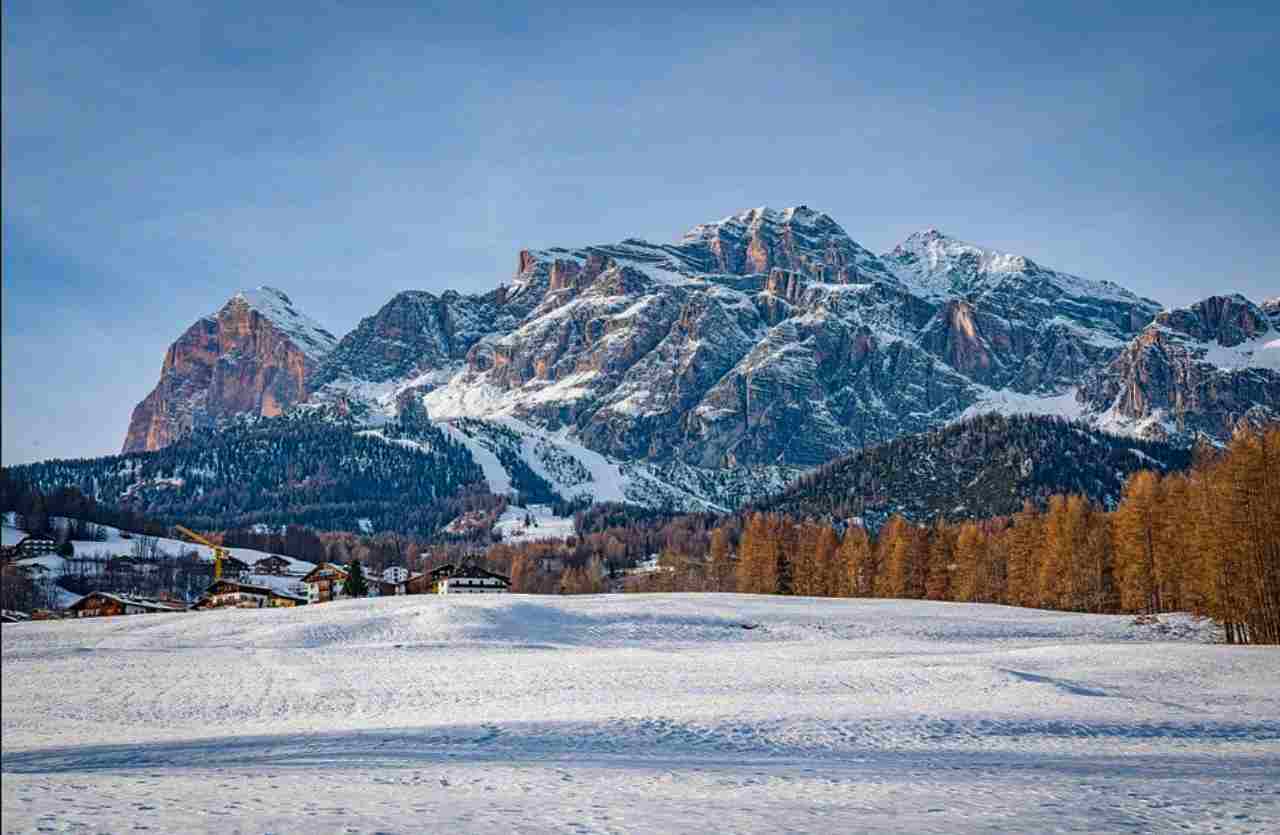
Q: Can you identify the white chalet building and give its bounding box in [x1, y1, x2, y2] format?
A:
[429, 562, 510, 594]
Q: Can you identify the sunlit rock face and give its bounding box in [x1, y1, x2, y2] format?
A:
[123, 289, 336, 453]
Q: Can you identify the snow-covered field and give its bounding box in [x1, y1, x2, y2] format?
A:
[3, 595, 1278, 833]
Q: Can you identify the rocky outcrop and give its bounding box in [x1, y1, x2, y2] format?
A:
[310, 290, 495, 390]
[680, 205, 896, 283]
[122, 288, 336, 452]
[1079, 294, 1280, 441]
[887, 228, 1161, 392]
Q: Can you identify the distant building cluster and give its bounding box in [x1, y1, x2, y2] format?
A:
[7, 558, 511, 621]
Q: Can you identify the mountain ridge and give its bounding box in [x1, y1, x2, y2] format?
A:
[102, 206, 1278, 529]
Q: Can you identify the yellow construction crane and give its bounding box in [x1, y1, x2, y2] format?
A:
[174, 525, 230, 581]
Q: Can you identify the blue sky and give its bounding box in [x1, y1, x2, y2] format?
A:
[3, 1, 1277, 465]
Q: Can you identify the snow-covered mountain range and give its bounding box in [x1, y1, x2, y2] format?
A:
[117, 207, 1278, 510]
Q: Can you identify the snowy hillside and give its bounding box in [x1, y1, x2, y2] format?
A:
[3, 595, 1276, 833]
[491, 503, 576, 544]
[436, 416, 771, 511]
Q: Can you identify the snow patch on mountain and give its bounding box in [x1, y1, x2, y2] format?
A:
[957, 388, 1084, 423]
[886, 230, 1147, 306]
[1191, 330, 1280, 372]
[232, 287, 338, 360]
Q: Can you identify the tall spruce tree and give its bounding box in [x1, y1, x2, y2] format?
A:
[344, 559, 370, 598]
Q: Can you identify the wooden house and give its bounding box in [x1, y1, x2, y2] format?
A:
[220, 554, 252, 576]
[377, 571, 423, 597]
[193, 579, 273, 610]
[67, 592, 185, 618]
[253, 555, 292, 576]
[301, 563, 349, 603]
[403, 571, 435, 596]
[267, 588, 307, 607]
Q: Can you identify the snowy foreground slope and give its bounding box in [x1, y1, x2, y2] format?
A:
[3, 596, 1278, 834]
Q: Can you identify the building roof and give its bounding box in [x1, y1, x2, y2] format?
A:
[68, 591, 185, 613]
[204, 579, 274, 596]
[300, 562, 349, 583]
[431, 562, 510, 583]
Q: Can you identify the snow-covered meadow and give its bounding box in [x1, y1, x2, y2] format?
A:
[3, 595, 1278, 833]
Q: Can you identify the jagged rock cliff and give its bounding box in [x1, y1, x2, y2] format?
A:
[122, 288, 337, 452]
[411, 207, 1159, 467]
[1079, 294, 1280, 440]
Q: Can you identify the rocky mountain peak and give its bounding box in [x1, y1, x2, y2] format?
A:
[122, 289, 336, 453]
[224, 286, 338, 360]
[682, 205, 845, 245]
[887, 230, 1038, 292]
[1156, 294, 1272, 348]
[309, 288, 502, 404]
[677, 205, 891, 284]
[884, 230, 1154, 318]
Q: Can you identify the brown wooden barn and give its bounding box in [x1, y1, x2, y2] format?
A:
[67, 592, 185, 618]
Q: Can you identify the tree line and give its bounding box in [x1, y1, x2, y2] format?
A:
[633, 426, 1280, 644]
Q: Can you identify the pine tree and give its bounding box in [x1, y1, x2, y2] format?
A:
[735, 513, 779, 595]
[839, 524, 874, 597]
[1153, 473, 1189, 613]
[924, 520, 955, 601]
[875, 515, 922, 598]
[791, 522, 827, 597]
[814, 525, 842, 598]
[1004, 501, 1041, 609]
[1113, 471, 1162, 613]
[343, 558, 369, 598]
[952, 523, 984, 603]
[509, 553, 534, 593]
[1038, 495, 1068, 609]
[708, 528, 735, 592]
[774, 515, 797, 595]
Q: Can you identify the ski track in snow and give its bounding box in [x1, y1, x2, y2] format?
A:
[3, 595, 1278, 834]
